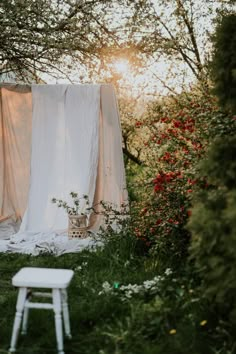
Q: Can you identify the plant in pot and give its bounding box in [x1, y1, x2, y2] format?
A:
[51, 192, 91, 239]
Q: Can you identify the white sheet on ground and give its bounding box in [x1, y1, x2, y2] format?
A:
[0, 232, 103, 255]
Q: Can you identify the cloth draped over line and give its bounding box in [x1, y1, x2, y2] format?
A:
[0, 84, 32, 222]
[0, 84, 128, 254]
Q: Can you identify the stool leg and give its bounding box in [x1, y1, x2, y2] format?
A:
[9, 287, 27, 353]
[53, 289, 64, 354]
[21, 303, 30, 335]
[61, 289, 72, 339]
[22, 290, 31, 335]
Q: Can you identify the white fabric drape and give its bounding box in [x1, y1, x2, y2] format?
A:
[0, 83, 128, 255]
[20, 84, 100, 233]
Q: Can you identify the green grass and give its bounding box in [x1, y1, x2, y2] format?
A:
[0, 234, 234, 354]
[0, 235, 154, 354]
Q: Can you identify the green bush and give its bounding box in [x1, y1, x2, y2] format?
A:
[188, 135, 236, 327]
[210, 14, 236, 114]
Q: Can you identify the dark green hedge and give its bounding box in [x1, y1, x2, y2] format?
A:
[211, 14, 236, 113]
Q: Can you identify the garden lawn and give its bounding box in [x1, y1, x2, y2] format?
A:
[0, 236, 226, 354]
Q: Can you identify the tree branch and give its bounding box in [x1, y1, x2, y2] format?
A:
[123, 146, 143, 165]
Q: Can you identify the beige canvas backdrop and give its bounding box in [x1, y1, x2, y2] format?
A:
[0, 84, 32, 223]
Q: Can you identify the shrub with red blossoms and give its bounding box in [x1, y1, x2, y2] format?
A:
[130, 89, 228, 268]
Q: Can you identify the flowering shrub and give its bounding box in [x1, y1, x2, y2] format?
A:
[130, 90, 226, 267]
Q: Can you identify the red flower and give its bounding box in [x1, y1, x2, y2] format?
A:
[182, 147, 189, 154]
[154, 184, 164, 192]
[192, 142, 202, 150]
[183, 161, 190, 167]
[140, 207, 148, 215]
[153, 174, 164, 184]
[162, 152, 171, 161]
[188, 178, 197, 185]
[161, 133, 168, 139]
[164, 172, 175, 182]
[134, 228, 142, 237]
[173, 120, 182, 128]
[161, 117, 169, 123]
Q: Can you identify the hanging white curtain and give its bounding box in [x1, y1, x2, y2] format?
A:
[20, 84, 100, 233]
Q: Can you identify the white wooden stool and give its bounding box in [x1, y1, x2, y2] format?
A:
[9, 267, 74, 354]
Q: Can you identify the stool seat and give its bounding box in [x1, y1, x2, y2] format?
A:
[12, 267, 74, 289]
[9, 267, 74, 354]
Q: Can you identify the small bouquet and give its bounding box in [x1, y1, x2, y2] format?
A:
[51, 192, 90, 216]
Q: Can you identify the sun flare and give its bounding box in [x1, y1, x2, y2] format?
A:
[112, 59, 130, 74]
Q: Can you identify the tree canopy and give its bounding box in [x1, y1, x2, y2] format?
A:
[1, 0, 234, 87]
[0, 0, 120, 80]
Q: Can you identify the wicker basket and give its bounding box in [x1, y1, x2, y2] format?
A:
[68, 215, 88, 239]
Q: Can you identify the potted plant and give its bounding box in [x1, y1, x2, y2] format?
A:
[51, 192, 91, 239]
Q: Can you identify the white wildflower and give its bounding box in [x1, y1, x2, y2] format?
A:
[164, 268, 173, 276]
[125, 290, 132, 298]
[120, 284, 142, 294]
[102, 281, 113, 293]
[143, 280, 156, 289]
[75, 266, 82, 271]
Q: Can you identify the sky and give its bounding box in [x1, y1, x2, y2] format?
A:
[37, 0, 234, 100]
